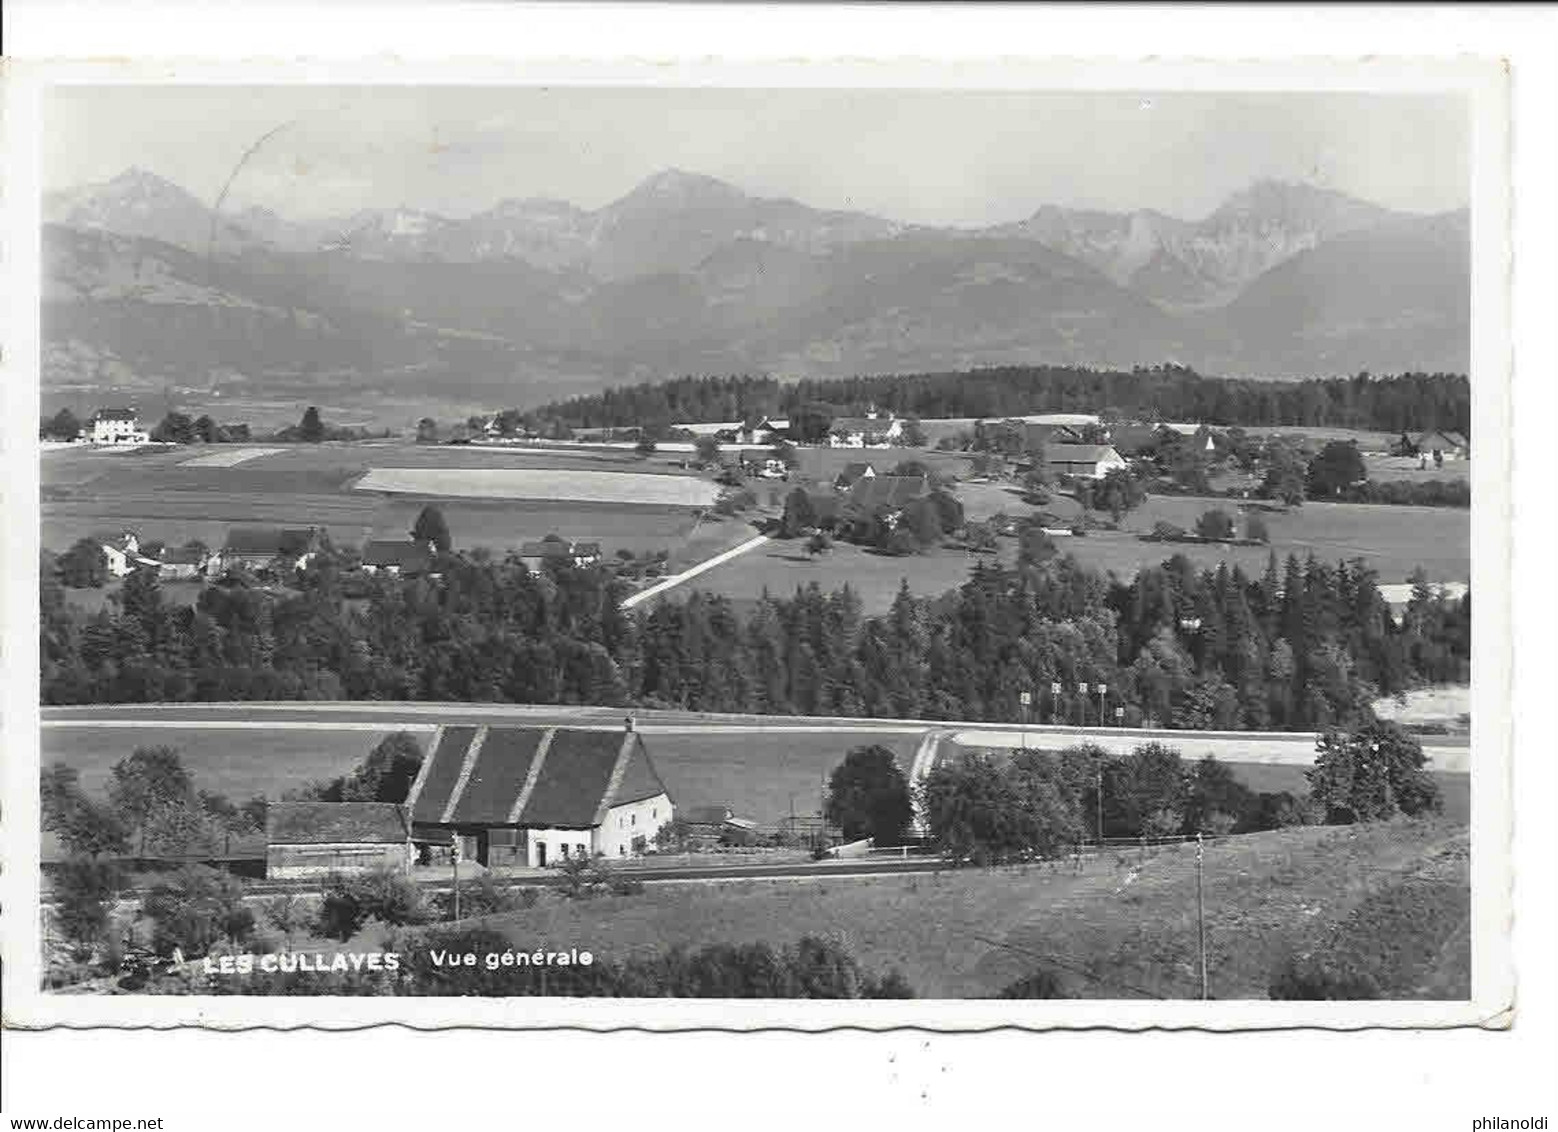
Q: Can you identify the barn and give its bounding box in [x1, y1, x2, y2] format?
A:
[265, 801, 413, 878]
[405, 720, 674, 868]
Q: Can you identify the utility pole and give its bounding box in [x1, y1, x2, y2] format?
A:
[1077, 682, 1089, 726]
[1096, 683, 1107, 728]
[1095, 763, 1104, 845]
[1050, 682, 1061, 725]
[1019, 690, 1032, 750]
[1196, 831, 1208, 1000]
[451, 833, 462, 922]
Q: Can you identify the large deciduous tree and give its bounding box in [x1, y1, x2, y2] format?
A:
[1307, 721, 1443, 824]
[826, 744, 914, 845]
[59, 538, 109, 589]
[108, 746, 193, 855]
[1260, 437, 1308, 506]
[142, 864, 255, 957]
[1306, 440, 1367, 498]
[1085, 467, 1146, 522]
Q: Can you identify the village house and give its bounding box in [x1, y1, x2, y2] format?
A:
[1044, 443, 1129, 480]
[972, 419, 1085, 452]
[679, 805, 761, 848]
[737, 416, 790, 446]
[833, 461, 877, 491]
[91, 531, 160, 578]
[209, 526, 326, 577]
[518, 534, 602, 573]
[404, 720, 674, 867]
[1407, 430, 1470, 461]
[155, 545, 208, 581]
[360, 539, 434, 577]
[265, 801, 414, 879]
[828, 413, 903, 448]
[89, 407, 149, 446]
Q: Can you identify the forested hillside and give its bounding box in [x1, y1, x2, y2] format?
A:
[521, 366, 1471, 438]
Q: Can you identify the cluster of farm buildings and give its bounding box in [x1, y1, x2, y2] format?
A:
[267, 720, 673, 878]
[85, 527, 604, 584]
[262, 720, 813, 880]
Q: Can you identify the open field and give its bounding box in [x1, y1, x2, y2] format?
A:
[353, 466, 720, 506]
[472, 818, 1469, 998]
[681, 486, 1466, 612]
[41, 440, 745, 565]
[1364, 453, 1472, 483]
[40, 725, 399, 801]
[41, 440, 1467, 586]
[38, 723, 914, 829]
[966, 489, 1467, 583]
[1238, 425, 1403, 451]
[689, 537, 1014, 615]
[178, 447, 283, 468]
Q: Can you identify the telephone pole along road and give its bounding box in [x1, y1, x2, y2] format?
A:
[42, 702, 1471, 775]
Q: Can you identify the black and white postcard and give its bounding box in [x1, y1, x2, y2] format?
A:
[0, 56, 1513, 1031]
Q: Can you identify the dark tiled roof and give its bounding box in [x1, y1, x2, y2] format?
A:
[267, 801, 408, 845]
[362, 540, 432, 570]
[409, 726, 670, 830]
[1021, 422, 1083, 445]
[94, 407, 139, 421]
[611, 737, 670, 808]
[1412, 430, 1468, 448]
[159, 546, 207, 565]
[573, 542, 602, 557]
[518, 728, 627, 828]
[409, 726, 481, 823]
[683, 805, 734, 825]
[222, 527, 319, 557]
[448, 726, 546, 825]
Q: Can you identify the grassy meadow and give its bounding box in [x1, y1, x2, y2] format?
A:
[472, 817, 1470, 999]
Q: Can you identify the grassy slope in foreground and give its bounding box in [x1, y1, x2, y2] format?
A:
[474, 818, 1468, 999]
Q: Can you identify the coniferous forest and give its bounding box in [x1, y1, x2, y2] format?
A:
[40, 547, 1469, 731]
[521, 367, 1471, 438]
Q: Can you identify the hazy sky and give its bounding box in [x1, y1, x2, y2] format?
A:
[45, 87, 1469, 225]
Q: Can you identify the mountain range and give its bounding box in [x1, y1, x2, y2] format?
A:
[42, 166, 1470, 420]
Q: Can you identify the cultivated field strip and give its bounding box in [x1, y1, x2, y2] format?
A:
[178, 447, 284, 468]
[353, 466, 721, 506]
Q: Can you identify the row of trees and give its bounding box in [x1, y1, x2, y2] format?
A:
[523, 367, 1470, 438]
[824, 716, 1443, 868]
[41, 537, 1469, 734]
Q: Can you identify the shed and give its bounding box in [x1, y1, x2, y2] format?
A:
[265, 802, 413, 878]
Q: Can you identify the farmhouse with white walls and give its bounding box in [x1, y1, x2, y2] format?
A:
[404, 720, 674, 868]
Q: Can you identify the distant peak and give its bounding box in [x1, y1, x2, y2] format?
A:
[109, 166, 183, 191]
[620, 167, 747, 204]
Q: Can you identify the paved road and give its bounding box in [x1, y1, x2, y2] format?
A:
[40, 701, 1470, 772]
[620, 534, 772, 610]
